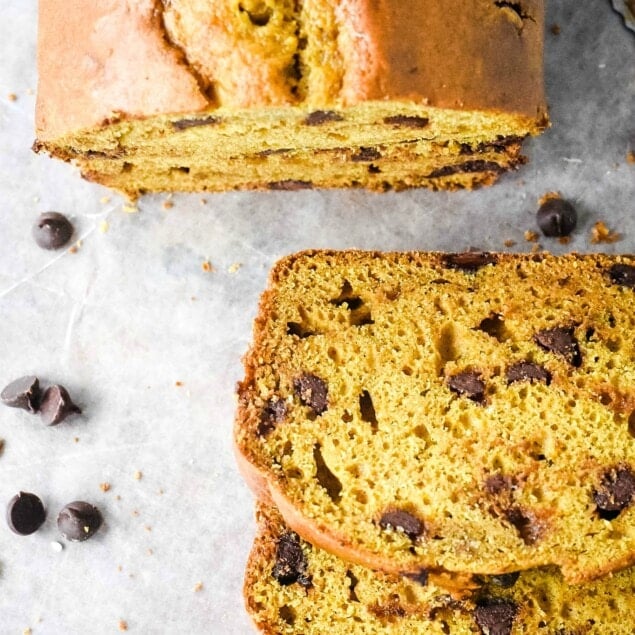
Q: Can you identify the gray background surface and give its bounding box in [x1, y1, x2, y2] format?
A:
[0, 1, 633, 633]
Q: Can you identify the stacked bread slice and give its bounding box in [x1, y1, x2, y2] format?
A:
[235, 251, 635, 633]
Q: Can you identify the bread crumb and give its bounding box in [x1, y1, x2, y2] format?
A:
[134, 471, 143, 480]
[524, 230, 539, 243]
[550, 23, 560, 35]
[158, 488, 165, 495]
[74, 437, 80, 443]
[118, 620, 128, 631]
[201, 261, 213, 273]
[530, 243, 542, 254]
[175, 381, 184, 387]
[591, 221, 620, 244]
[558, 236, 571, 245]
[115, 494, 122, 501]
[8, 92, 17, 101]
[194, 582, 204, 593]
[131, 510, 139, 517]
[627, 151, 635, 164]
[200, 198, 207, 205]
[99, 220, 109, 233]
[538, 191, 561, 206]
[144, 525, 152, 532]
[26, 88, 34, 95]
[100, 196, 111, 204]
[23, 628, 31, 635]
[117, 565, 123, 572]
[147, 548, 154, 555]
[228, 262, 243, 274]
[503, 239, 516, 248]
[162, 199, 174, 210]
[100, 482, 111, 492]
[122, 204, 138, 214]
[68, 245, 79, 254]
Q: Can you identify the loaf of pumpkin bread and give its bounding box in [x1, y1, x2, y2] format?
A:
[245, 504, 635, 634]
[34, 0, 547, 197]
[235, 250, 635, 585]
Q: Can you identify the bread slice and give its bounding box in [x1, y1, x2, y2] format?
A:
[34, 0, 547, 197]
[245, 503, 635, 634]
[235, 251, 635, 584]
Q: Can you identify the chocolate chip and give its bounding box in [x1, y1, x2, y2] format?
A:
[426, 161, 504, 179]
[505, 507, 543, 545]
[608, 264, 635, 289]
[534, 327, 582, 367]
[593, 466, 635, 519]
[441, 252, 497, 272]
[351, 147, 382, 162]
[383, 115, 429, 128]
[403, 569, 429, 586]
[447, 371, 485, 402]
[272, 532, 311, 587]
[484, 474, 516, 496]
[304, 110, 343, 126]
[1, 376, 41, 413]
[488, 572, 520, 588]
[536, 198, 577, 237]
[378, 509, 424, 540]
[172, 116, 220, 130]
[268, 180, 313, 191]
[474, 598, 518, 635]
[293, 374, 328, 415]
[57, 501, 102, 542]
[39, 385, 81, 426]
[6, 492, 46, 535]
[257, 399, 287, 436]
[32, 212, 74, 250]
[506, 362, 551, 385]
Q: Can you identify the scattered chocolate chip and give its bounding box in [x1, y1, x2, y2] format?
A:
[32, 212, 74, 250]
[383, 115, 429, 128]
[268, 180, 313, 191]
[6, 492, 46, 535]
[608, 264, 635, 289]
[488, 572, 521, 588]
[351, 147, 382, 162]
[272, 532, 311, 587]
[426, 161, 503, 179]
[257, 399, 287, 436]
[505, 507, 543, 545]
[378, 509, 424, 540]
[441, 252, 497, 272]
[474, 597, 518, 635]
[57, 501, 102, 542]
[293, 374, 328, 415]
[304, 110, 343, 126]
[506, 362, 551, 385]
[1, 376, 41, 413]
[593, 466, 635, 520]
[447, 371, 485, 402]
[39, 385, 81, 426]
[534, 327, 581, 367]
[536, 198, 577, 237]
[403, 569, 429, 586]
[172, 116, 220, 130]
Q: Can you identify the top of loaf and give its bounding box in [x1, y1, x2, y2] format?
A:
[36, 0, 546, 140]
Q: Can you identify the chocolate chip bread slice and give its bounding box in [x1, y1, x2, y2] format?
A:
[34, 0, 547, 196]
[235, 251, 635, 584]
[246, 504, 635, 634]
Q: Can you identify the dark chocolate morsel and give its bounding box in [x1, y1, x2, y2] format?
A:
[488, 572, 521, 588]
[304, 110, 343, 126]
[6, 492, 46, 535]
[447, 371, 485, 402]
[57, 501, 102, 542]
[32, 212, 74, 250]
[474, 597, 518, 635]
[441, 252, 498, 272]
[1, 376, 41, 413]
[272, 532, 311, 587]
[383, 115, 429, 128]
[426, 161, 504, 179]
[534, 327, 582, 367]
[39, 385, 81, 426]
[506, 362, 551, 385]
[172, 116, 220, 130]
[257, 399, 287, 437]
[484, 474, 516, 496]
[351, 147, 382, 162]
[403, 569, 429, 586]
[536, 198, 577, 237]
[593, 466, 635, 519]
[379, 509, 424, 540]
[608, 264, 635, 289]
[293, 374, 328, 415]
[268, 180, 313, 191]
[505, 507, 543, 545]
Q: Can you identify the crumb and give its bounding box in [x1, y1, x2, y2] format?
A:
[100, 196, 111, 204]
[627, 151, 635, 164]
[144, 525, 152, 532]
[162, 200, 174, 210]
[524, 230, 539, 243]
[68, 245, 79, 254]
[134, 470, 143, 481]
[50, 541, 63, 553]
[550, 23, 560, 35]
[100, 482, 111, 492]
[158, 488, 165, 495]
[191, 296, 197, 301]
[23, 629, 31, 635]
[201, 261, 213, 273]
[147, 548, 154, 555]
[175, 381, 184, 387]
[591, 221, 621, 244]
[503, 239, 516, 248]
[200, 198, 207, 205]
[74, 437, 80, 443]
[131, 510, 140, 517]
[117, 565, 123, 572]
[194, 582, 204, 593]
[115, 495, 122, 501]
[0, 438, 4, 455]
[228, 262, 242, 274]
[558, 236, 571, 245]
[99, 220, 109, 233]
[26, 88, 34, 95]
[122, 204, 138, 214]
[8, 92, 17, 101]
[118, 620, 128, 631]
[538, 191, 561, 206]
[530, 243, 542, 254]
